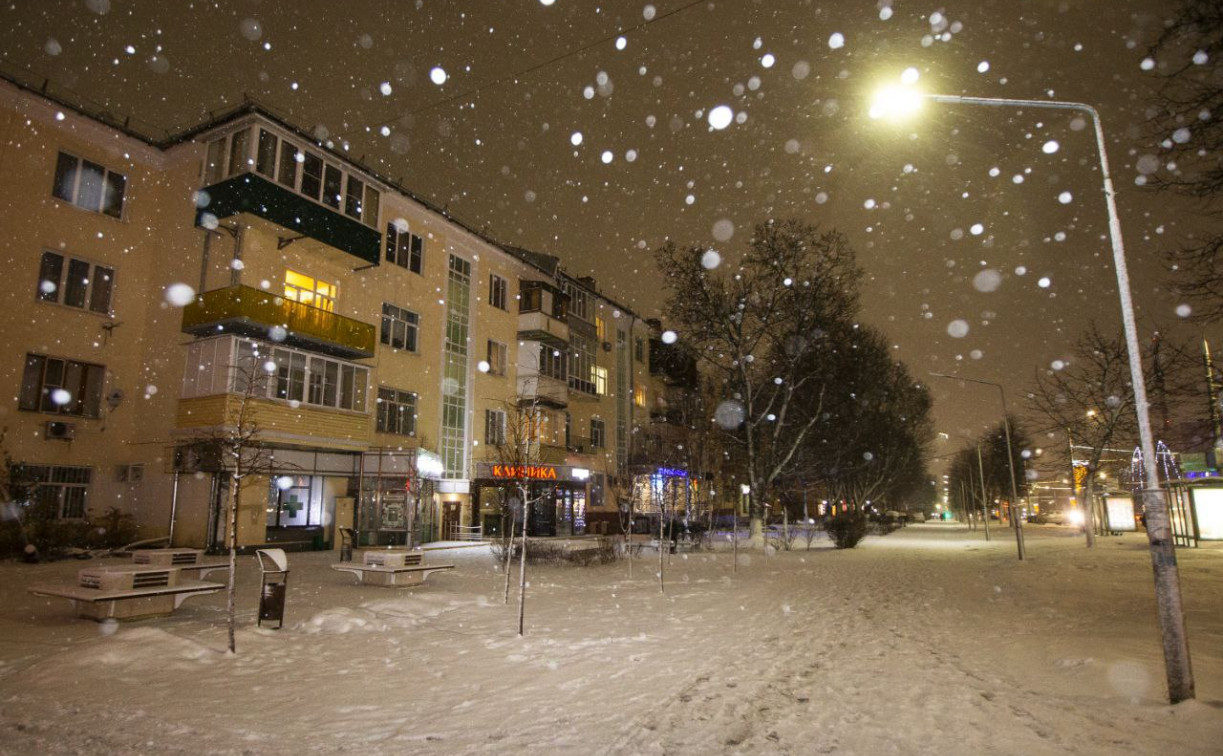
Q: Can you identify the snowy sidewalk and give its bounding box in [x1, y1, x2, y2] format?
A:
[1, 526, 1220, 755]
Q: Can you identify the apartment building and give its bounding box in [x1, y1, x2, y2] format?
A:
[0, 75, 673, 550]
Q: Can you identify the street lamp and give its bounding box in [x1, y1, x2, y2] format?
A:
[938, 431, 992, 542]
[878, 86, 1194, 703]
[933, 374, 1020, 557]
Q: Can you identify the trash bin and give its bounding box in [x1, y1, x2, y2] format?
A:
[256, 548, 289, 629]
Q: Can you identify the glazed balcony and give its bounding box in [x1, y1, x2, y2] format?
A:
[181, 284, 376, 359]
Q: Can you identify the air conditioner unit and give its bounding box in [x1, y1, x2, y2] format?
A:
[45, 421, 75, 441]
[77, 566, 178, 591]
[602, 341, 612, 352]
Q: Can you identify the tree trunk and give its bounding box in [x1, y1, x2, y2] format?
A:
[517, 493, 529, 636]
[226, 474, 239, 654]
[1082, 475, 1097, 548]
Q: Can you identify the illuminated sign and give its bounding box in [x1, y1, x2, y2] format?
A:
[1104, 495, 1137, 532]
[490, 464, 559, 480]
[657, 467, 689, 477]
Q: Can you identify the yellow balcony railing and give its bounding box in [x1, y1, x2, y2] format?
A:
[182, 285, 376, 359]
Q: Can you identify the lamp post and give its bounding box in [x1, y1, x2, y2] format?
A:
[879, 90, 1194, 703]
[939, 431, 992, 542]
[933, 374, 1021, 557]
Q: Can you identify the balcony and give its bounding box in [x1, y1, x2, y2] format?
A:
[517, 310, 569, 350]
[197, 172, 381, 266]
[517, 373, 568, 409]
[182, 285, 376, 359]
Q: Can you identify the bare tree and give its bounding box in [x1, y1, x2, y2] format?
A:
[179, 359, 282, 654]
[1146, 1, 1223, 321]
[656, 219, 862, 547]
[1027, 324, 1195, 544]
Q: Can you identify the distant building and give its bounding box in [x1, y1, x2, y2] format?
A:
[0, 74, 680, 550]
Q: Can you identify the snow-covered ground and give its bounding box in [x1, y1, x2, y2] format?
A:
[1, 523, 1220, 755]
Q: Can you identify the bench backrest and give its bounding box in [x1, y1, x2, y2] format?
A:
[362, 551, 424, 567]
[133, 548, 204, 566]
[79, 565, 180, 591]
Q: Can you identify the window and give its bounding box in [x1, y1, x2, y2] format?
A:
[485, 409, 507, 446]
[36, 251, 114, 314]
[24, 465, 92, 519]
[595, 316, 607, 342]
[376, 387, 417, 436]
[52, 152, 126, 218]
[591, 418, 606, 449]
[634, 384, 646, 408]
[20, 354, 105, 417]
[227, 128, 251, 177]
[284, 270, 336, 311]
[569, 333, 596, 395]
[562, 280, 590, 322]
[344, 175, 365, 220]
[301, 152, 324, 199]
[489, 274, 508, 310]
[256, 128, 278, 177]
[322, 164, 343, 209]
[594, 366, 608, 396]
[635, 337, 645, 362]
[381, 303, 419, 352]
[386, 222, 424, 274]
[485, 340, 508, 376]
[277, 141, 300, 188]
[540, 345, 566, 381]
[218, 337, 367, 411]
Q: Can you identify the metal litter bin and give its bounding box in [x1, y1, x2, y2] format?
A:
[256, 548, 289, 629]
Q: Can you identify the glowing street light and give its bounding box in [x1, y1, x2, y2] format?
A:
[873, 81, 1194, 703]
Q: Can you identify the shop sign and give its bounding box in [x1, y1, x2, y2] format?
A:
[490, 464, 559, 480]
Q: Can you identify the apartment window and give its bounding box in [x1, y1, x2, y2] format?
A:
[381, 303, 419, 352]
[634, 384, 646, 408]
[227, 128, 251, 176]
[485, 409, 507, 446]
[223, 337, 367, 411]
[301, 152, 324, 199]
[277, 141, 300, 188]
[594, 366, 608, 396]
[489, 274, 508, 310]
[322, 164, 343, 209]
[24, 465, 92, 519]
[52, 152, 126, 218]
[19, 354, 105, 417]
[344, 175, 365, 220]
[376, 387, 417, 436]
[563, 280, 590, 322]
[256, 129, 278, 178]
[486, 340, 507, 376]
[635, 337, 645, 362]
[569, 333, 596, 395]
[595, 316, 607, 342]
[540, 346, 566, 381]
[284, 270, 336, 312]
[36, 251, 114, 314]
[591, 418, 606, 449]
[386, 222, 424, 274]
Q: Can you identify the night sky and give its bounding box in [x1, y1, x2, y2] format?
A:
[1, 0, 1210, 474]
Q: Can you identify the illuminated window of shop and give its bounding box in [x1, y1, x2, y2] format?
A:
[284, 270, 336, 312]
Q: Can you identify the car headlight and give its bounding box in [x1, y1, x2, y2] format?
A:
[1067, 509, 1085, 526]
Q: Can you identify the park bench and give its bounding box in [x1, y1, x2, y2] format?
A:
[131, 547, 229, 580]
[330, 549, 455, 587]
[28, 564, 223, 621]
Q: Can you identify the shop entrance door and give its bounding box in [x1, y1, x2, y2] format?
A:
[441, 502, 461, 542]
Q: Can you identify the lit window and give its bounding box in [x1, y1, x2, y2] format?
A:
[594, 366, 608, 396]
[634, 385, 646, 408]
[595, 316, 607, 341]
[284, 270, 336, 312]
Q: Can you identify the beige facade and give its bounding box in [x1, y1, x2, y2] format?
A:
[0, 77, 672, 550]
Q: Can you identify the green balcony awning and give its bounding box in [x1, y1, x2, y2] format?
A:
[197, 173, 381, 266]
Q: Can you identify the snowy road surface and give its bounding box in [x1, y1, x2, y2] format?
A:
[1, 523, 1220, 755]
